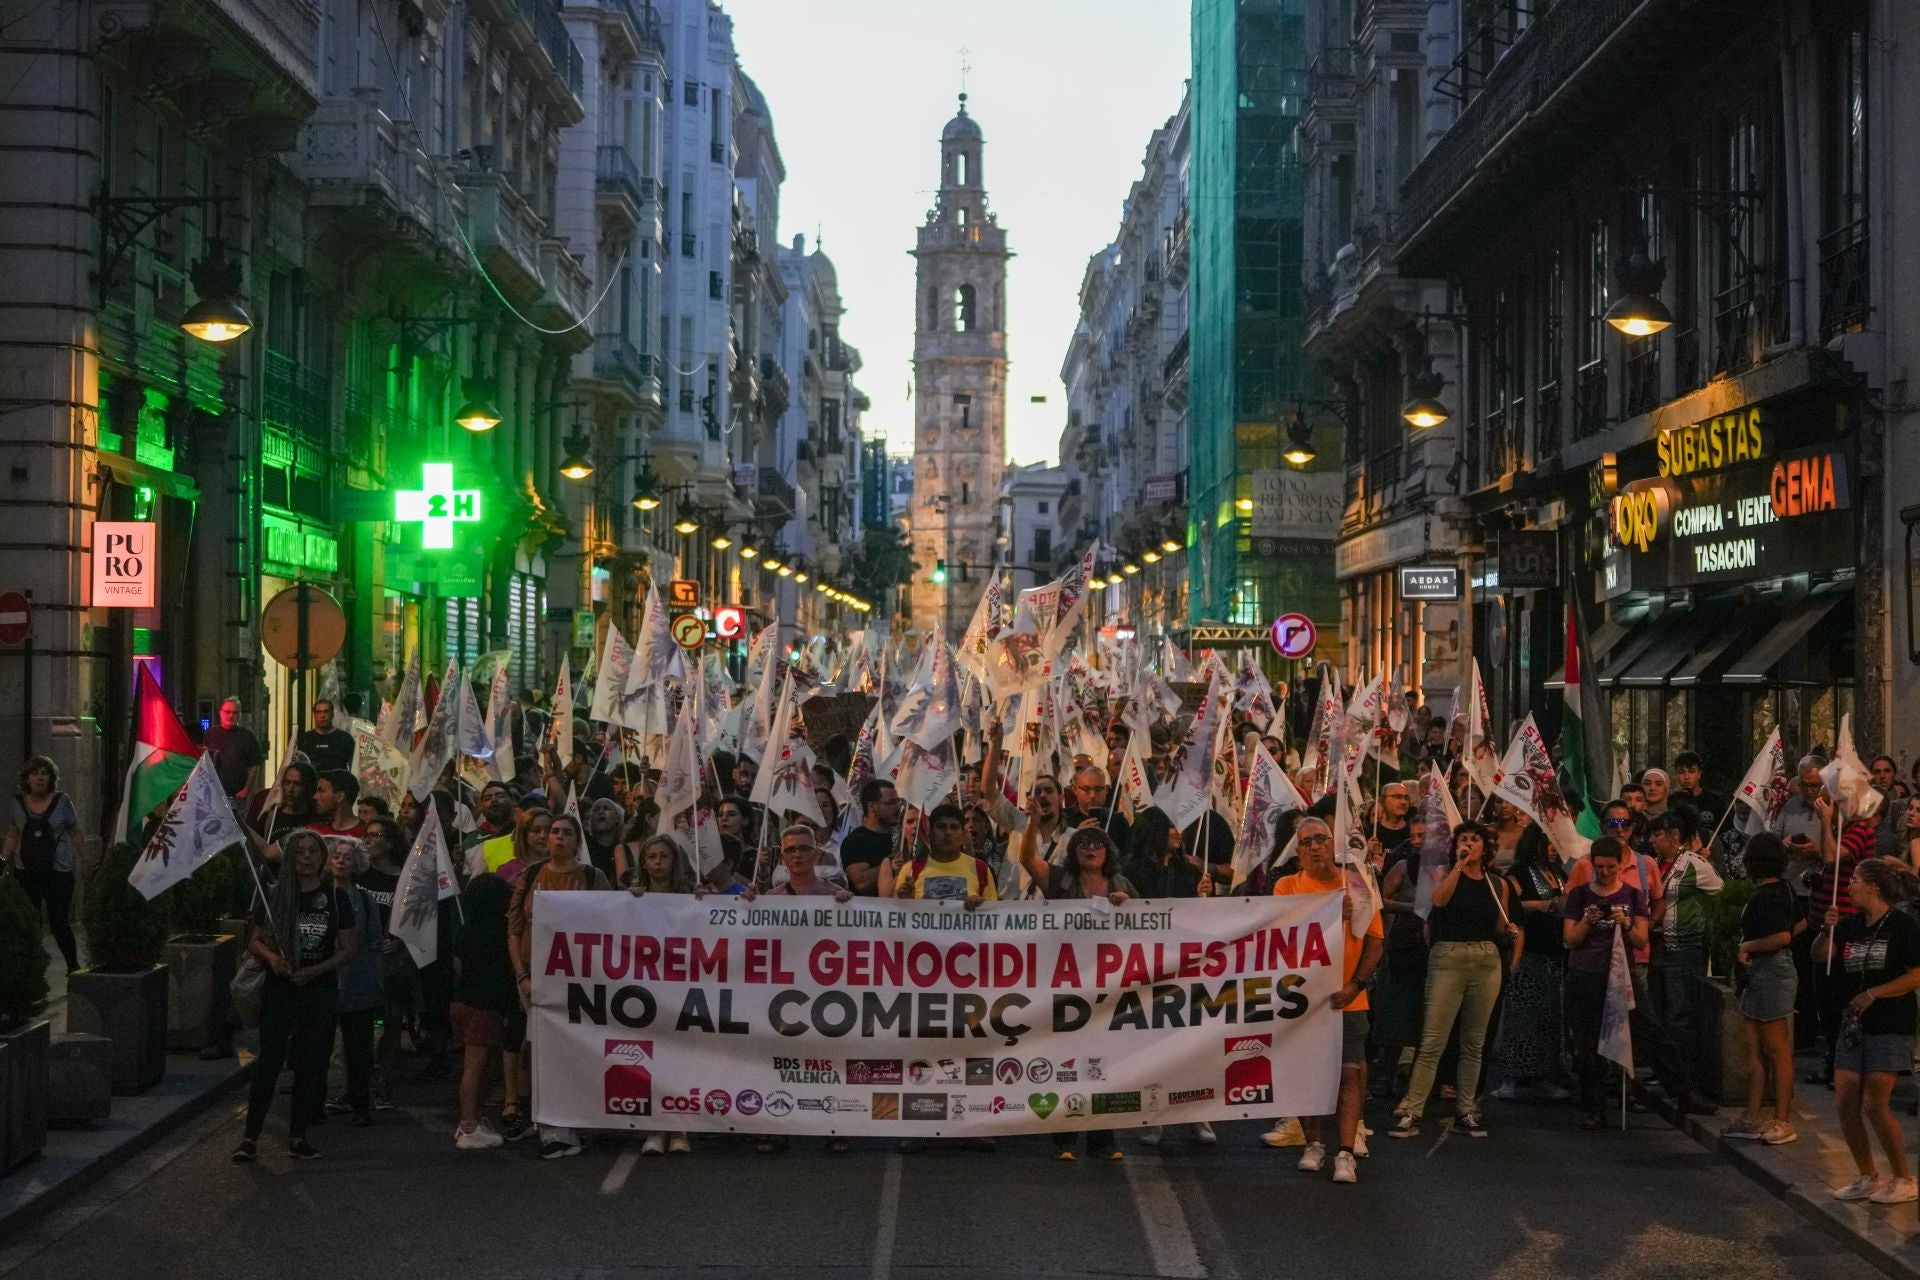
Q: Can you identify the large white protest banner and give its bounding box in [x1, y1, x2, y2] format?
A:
[530, 892, 1343, 1137]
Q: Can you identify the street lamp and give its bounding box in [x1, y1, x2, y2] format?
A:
[1604, 239, 1674, 337]
[1282, 408, 1319, 466]
[672, 502, 700, 536]
[453, 394, 503, 433]
[1142, 550, 1161, 564]
[739, 543, 759, 559]
[710, 529, 733, 550]
[1401, 367, 1451, 429]
[558, 427, 594, 481]
[1161, 537, 1182, 554]
[630, 455, 662, 510]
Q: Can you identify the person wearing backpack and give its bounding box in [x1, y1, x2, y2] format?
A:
[4, 755, 82, 971]
[879, 803, 999, 908]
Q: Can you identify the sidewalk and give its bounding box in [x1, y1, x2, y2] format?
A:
[1671, 1049, 1920, 1280]
[0, 936, 253, 1239]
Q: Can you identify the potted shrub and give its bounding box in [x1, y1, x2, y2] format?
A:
[0, 872, 51, 1172]
[69, 842, 170, 1094]
[1693, 877, 1761, 1105]
[159, 848, 243, 1053]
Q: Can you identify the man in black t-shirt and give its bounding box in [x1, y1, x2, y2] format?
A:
[204, 698, 265, 797]
[1063, 763, 1132, 852]
[1671, 752, 1725, 840]
[295, 700, 357, 775]
[1367, 781, 1413, 869]
[839, 779, 902, 896]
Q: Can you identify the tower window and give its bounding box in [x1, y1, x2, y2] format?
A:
[927, 286, 938, 330]
[956, 151, 969, 185]
[956, 206, 968, 226]
[954, 284, 976, 332]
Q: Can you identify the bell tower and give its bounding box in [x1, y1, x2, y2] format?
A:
[907, 93, 1012, 636]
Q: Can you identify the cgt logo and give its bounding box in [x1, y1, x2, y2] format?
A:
[604, 1040, 654, 1116]
[1224, 1034, 1273, 1105]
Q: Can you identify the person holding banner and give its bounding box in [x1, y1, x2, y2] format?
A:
[1273, 817, 1381, 1185]
[233, 830, 362, 1163]
[510, 813, 613, 1160]
[1388, 822, 1518, 1141]
[1561, 838, 1649, 1131]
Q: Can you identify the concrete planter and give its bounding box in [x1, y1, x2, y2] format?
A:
[0, 1020, 50, 1174]
[1693, 973, 1791, 1106]
[66, 965, 168, 1095]
[164, 934, 237, 1052]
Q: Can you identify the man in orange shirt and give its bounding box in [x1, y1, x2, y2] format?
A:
[1273, 816, 1382, 1184]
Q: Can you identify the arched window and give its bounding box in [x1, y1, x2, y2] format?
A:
[927, 286, 939, 330]
[956, 151, 970, 186]
[956, 206, 968, 226]
[954, 284, 976, 332]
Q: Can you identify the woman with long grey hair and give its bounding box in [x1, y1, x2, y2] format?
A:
[232, 829, 361, 1162]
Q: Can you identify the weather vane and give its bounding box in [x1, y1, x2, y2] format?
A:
[959, 46, 971, 104]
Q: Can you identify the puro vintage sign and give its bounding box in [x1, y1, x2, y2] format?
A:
[91, 521, 157, 608]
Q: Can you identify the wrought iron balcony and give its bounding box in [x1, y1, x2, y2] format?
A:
[595, 143, 644, 220]
[293, 97, 465, 258]
[1819, 218, 1870, 340]
[517, 0, 584, 99]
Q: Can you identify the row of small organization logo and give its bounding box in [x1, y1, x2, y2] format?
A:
[603, 1037, 1276, 1121]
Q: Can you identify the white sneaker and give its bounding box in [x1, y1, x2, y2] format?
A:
[1261, 1117, 1305, 1148]
[454, 1122, 503, 1151]
[1871, 1177, 1919, 1205]
[1331, 1150, 1358, 1184]
[1833, 1175, 1883, 1201]
[1296, 1140, 1326, 1173]
[1354, 1121, 1371, 1159]
[1137, 1126, 1162, 1146]
[1491, 1082, 1518, 1101]
[641, 1133, 666, 1156]
[1192, 1121, 1216, 1145]
[667, 1132, 691, 1154]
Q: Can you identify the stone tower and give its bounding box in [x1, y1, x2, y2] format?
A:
[908, 94, 1011, 637]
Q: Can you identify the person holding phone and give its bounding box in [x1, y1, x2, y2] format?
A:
[1562, 838, 1650, 1131]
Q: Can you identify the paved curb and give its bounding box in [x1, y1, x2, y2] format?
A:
[0, 1059, 253, 1243]
[1661, 1100, 1920, 1280]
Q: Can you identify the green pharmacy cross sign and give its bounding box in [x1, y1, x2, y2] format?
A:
[394, 462, 482, 550]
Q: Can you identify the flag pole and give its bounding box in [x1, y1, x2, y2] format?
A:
[1826, 797, 1842, 975]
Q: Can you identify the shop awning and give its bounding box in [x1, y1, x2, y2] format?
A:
[1595, 623, 1667, 688]
[1671, 608, 1770, 687]
[1723, 590, 1849, 685]
[1542, 616, 1631, 690]
[1617, 611, 1729, 687]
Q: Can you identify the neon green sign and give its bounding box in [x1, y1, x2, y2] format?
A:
[394, 462, 482, 550]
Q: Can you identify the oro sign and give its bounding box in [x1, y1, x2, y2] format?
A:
[1269, 612, 1316, 660]
[92, 521, 158, 609]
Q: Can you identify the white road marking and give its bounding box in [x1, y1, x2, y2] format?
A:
[1124, 1153, 1207, 1278]
[869, 1151, 903, 1280]
[599, 1145, 639, 1195]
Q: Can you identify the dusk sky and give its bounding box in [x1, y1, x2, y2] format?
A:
[722, 0, 1192, 467]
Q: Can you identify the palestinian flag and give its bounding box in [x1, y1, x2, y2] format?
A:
[112, 665, 201, 843]
[1563, 604, 1602, 839]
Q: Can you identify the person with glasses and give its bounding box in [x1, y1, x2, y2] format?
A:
[1064, 763, 1131, 852]
[1273, 817, 1382, 1184]
[1900, 795, 1920, 875]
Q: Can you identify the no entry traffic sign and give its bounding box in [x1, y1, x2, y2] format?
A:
[0, 592, 28, 648]
[1269, 612, 1316, 660]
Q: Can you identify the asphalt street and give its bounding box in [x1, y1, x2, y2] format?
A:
[0, 1069, 1879, 1280]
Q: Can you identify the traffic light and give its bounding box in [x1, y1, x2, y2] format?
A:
[930, 559, 948, 585]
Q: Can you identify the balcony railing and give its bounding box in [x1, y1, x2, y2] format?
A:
[1534, 380, 1561, 460]
[757, 466, 798, 517]
[1307, 44, 1356, 101]
[1397, 0, 1653, 265]
[592, 333, 656, 393]
[293, 97, 465, 257]
[1818, 218, 1870, 340]
[262, 351, 332, 453]
[517, 0, 584, 98]
[1165, 206, 1190, 286]
[599, 0, 665, 56]
[462, 171, 544, 294]
[1162, 329, 1190, 382]
[595, 143, 643, 210]
[1623, 338, 1660, 418]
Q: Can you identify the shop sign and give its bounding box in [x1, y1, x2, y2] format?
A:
[667, 578, 701, 608]
[1656, 407, 1768, 478]
[394, 462, 482, 550]
[1143, 474, 1181, 503]
[92, 520, 157, 608]
[1250, 470, 1341, 542]
[1397, 565, 1460, 601]
[572, 611, 597, 649]
[1334, 514, 1432, 578]
[1496, 531, 1558, 589]
[1608, 447, 1853, 589]
[434, 548, 485, 599]
[264, 515, 339, 575]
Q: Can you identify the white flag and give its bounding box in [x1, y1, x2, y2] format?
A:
[898, 735, 961, 811]
[1732, 728, 1790, 832]
[350, 716, 409, 812]
[1116, 731, 1156, 822]
[1460, 659, 1498, 801]
[740, 625, 782, 763]
[659, 692, 723, 876]
[390, 805, 458, 968]
[1232, 741, 1304, 888]
[456, 671, 492, 760]
[752, 670, 825, 825]
[127, 753, 245, 900]
[1821, 713, 1884, 823]
[408, 660, 460, 802]
[551, 656, 575, 760]
[1600, 926, 1636, 1074]
[484, 662, 514, 782]
[1233, 649, 1276, 732]
[1493, 714, 1590, 860]
[1333, 775, 1380, 941]
[380, 649, 422, 751]
[898, 631, 962, 751]
[590, 621, 637, 726]
[1154, 668, 1226, 831]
